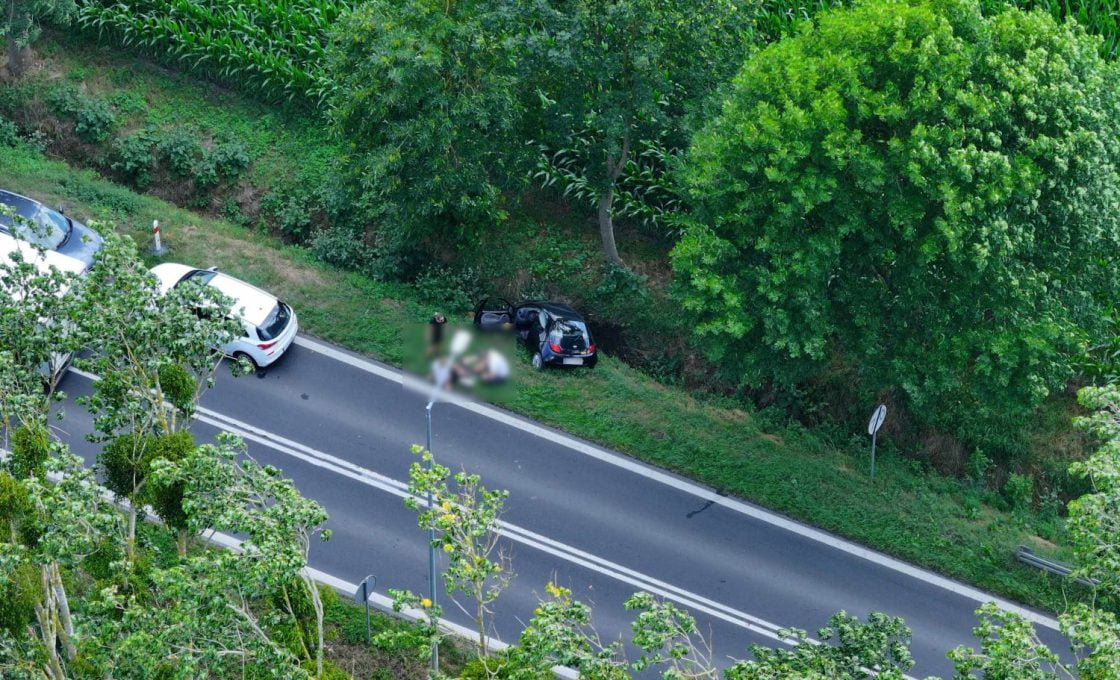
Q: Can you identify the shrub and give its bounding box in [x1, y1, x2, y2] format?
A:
[413, 264, 484, 314]
[110, 130, 156, 188]
[1003, 472, 1034, 513]
[308, 225, 377, 273]
[209, 140, 251, 181]
[260, 187, 315, 240]
[155, 127, 203, 177]
[45, 85, 120, 143]
[0, 118, 19, 147]
[9, 423, 50, 480]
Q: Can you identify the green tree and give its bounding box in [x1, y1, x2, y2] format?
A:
[75, 233, 239, 444]
[526, 0, 755, 266]
[403, 444, 512, 663]
[673, 0, 1120, 457]
[506, 581, 626, 679]
[1, 0, 77, 78]
[153, 433, 332, 677]
[0, 209, 82, 441]
[327, 0, 531, 267]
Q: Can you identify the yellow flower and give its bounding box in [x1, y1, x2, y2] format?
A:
[440, 501, 453, 513]
[443, 543, 454, 553]
[420, 598, 432, 608]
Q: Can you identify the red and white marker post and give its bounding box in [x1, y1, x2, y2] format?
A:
[151, 219, 167, 255]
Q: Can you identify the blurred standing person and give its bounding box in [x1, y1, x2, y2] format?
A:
[427, 312, 447, 357]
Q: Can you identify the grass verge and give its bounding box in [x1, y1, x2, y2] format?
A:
[0, 141, 1089, 615]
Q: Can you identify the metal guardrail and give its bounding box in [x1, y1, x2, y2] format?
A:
[1016, 546, 1099, 587]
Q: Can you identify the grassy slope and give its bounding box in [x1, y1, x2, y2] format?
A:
[0, 141, 1083, 615]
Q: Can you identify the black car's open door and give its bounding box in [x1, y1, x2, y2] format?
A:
[473, 297, 513, 330]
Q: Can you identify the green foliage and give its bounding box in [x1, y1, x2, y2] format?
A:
[674, 0, 1120, 460]
[76, 0, 343, 104]
[1003, 472, 1034, 513]
[0, 471, 31, 528]
[308, 225, 378, 274]
[0, 119, 19, 147]
[158, 362, 195, 414]
[0, 561, 38, 636]
[45, 85, 119, 143]
[145, 430, 196, 531]
[8, 424, 50, 481]
[109, 130, 155, 188]
[98, 432, 156, 501]
[413, 265, 484, 315]
[327, 0, 530, 258]
[260, 185, 316, 240]
[728, 611, 919, 679]
[525, 0, 755, 261]
[154, 126, 201, 177]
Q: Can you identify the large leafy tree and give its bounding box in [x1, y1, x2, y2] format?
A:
[673, 0, 1120, 455]
[526, 0, 754, 266]
[327, 0, 531, 268]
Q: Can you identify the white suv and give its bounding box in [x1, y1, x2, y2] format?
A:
[150, 263, 298, 368]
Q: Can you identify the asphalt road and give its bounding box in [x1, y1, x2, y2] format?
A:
[50, 336, 1071, 678]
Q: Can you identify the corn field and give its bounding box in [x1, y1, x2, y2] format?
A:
[76, 0, 351, 104]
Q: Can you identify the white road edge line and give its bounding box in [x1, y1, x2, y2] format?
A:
[292, 335, 1061, 631]
[194, 406, 797, 645]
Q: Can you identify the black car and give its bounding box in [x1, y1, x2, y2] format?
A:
[474, 298, 597, 369]
[0, 190, 103, 270]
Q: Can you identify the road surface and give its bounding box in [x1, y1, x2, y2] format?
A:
[51, 335, 1069, 678]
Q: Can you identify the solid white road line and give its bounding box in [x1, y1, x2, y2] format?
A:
[194, 405, 796, 645]
[292, 335, 1062, 631]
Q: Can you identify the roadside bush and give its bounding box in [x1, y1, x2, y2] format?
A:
[260, 186, 317, 240]
[674, 0, 1120, 462]
[308, 225, 378, 274]
[45, 85, 119, 143]
[155, 127, 202, 178]
[110, 130, 155, 188]
[413, 264, 485, 314]
[1003, 472, 1034, 514]
[209, 140, 251, 181]
[0, 118, 19, 147]
[9, 423, 51, 480]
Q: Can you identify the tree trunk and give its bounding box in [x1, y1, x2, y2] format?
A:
[51, 563, 77, 661]
[597, 189, 623, 267]
[302, 573, 325, 678]
[597, 129, 631, 267]
[176, 527, 189, 557]
[126, 505, 137, 562]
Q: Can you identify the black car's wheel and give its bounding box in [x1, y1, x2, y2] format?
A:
[531, 352, 544, 370]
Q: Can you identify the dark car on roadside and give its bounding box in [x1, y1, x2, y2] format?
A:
[474, 298, 597, 369]
[0, 189, 103, 270]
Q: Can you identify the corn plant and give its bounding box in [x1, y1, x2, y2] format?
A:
[76, 0, 350, 105]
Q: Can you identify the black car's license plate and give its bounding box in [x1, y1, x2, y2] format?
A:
[562, 357, 584, 365]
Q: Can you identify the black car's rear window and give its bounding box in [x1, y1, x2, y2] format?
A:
[258, 302, 291, 341]
[549, 320, 591, 352]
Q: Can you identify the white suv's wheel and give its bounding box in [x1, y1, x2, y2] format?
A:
[531, 352, 544, 370]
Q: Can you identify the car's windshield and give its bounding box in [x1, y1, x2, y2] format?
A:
[0, 206, 67, 250]
[258, 302, 291, 341]
[178, 269, 219, 286]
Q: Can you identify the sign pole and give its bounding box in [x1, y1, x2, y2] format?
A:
[426, 402, 439, 677]
[870, 430, 877, 480]
[867, 404, 887, 481]
[353, 575, 377, 645]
